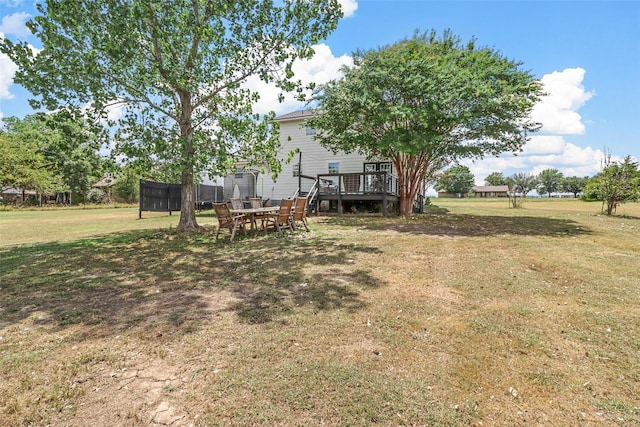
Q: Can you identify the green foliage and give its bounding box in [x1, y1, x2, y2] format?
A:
[484, 171, 506, 186]
[434, 165, 475, 195]
[581, 177, 602, 202]
[113, 166, 139, 203]
[0, 134, 62, 195]
[1, 0, 342, 230]
[599, 155, 639, 215]
[306, 29, 543, 215]
[537, 168, 563, 197]
[581, 155, 640, 214]
[561, 176, 589, 198]
[2, 110, 107, 203]
[505, 172, 539, 208]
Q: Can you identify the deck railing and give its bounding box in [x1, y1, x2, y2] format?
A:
[316, 172, 398, 195]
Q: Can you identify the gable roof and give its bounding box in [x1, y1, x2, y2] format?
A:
[472, 185, 509, 193]
[93, 174, 117, 188]
[274, 110, 314, 122]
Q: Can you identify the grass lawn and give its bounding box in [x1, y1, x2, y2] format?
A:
[1, 200, 639, 425]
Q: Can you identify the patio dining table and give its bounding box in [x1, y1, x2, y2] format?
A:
[230, 206, 279, 231]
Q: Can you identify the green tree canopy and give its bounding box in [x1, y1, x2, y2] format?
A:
[537, 168, 563, 197]
[484, 171, 506, 186]
[561, 175, 589, 198]
[598, 155, 639, 215]
[505, 172, 538, 208]
[113, 164, 140, 203]
[306, 30, 543, 214]
[0, 134, 61, 195]
[434, 165, 475, 195]
[3, 110, 108, 203]
[1, 0, 342, 230]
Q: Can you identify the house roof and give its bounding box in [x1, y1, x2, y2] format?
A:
[472, 185, 509, 192]
[274, 110, 315, 122]
[1, 188, 37, 195]
[93, 174, 117, 188]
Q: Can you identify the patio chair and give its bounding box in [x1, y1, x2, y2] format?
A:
[291, 197, 310, 232]
[263, 199, 294, 233]
[230, 198, 253, 229]
[213, 203, 247, 242]
[230, 198, 244, 210]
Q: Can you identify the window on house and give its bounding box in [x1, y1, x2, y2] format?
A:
[328, 162, 340, 174]
[293, 162, 300, 177]
[234, 167, 244, 179]
[305, 127, 316, 136]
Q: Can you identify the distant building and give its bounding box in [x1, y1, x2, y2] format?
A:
[472, 185, 509, 198]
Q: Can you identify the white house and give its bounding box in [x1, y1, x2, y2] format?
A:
[265, 110, 394, 198]
[224, 109, 424, 215]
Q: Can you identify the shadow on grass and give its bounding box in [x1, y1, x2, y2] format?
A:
[320, 211, 592, 238]
[0, 228, 384, 339]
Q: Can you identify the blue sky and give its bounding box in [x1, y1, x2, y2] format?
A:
[1, 0, 638, 183]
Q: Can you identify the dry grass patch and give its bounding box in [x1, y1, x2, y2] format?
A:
[1, 200, 639, 425]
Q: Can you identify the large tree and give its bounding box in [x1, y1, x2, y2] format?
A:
[3, 110, 107, 203]
[434, 164, 475, 196]
[537, 168, 563, 198]
[599, 155, 639, 215]
[1, 0, 342, 230]
[0, 134, 61, 196]
[561, 175, 589, 198]
[306, 30, 543, 215]
[505, 172, 538, 208]
[484, 171, 506, 186]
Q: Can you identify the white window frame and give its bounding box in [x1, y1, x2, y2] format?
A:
[328, 161, 340, 174]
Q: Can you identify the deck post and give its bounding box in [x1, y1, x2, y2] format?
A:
[382, 172, 387, 216]
[382, 194, 387, 216]
[337, 174, 343, 215]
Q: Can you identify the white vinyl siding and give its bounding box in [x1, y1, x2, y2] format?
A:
[255, 116, 372, 200]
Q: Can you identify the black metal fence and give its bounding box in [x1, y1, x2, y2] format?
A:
[139, 180, 223, 218]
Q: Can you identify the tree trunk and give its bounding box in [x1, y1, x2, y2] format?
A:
[176, 95, 200, 232]
[395, 154, 423, 216]
[178, 169, 199, 230]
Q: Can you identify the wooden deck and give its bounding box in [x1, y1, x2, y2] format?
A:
[312, 172, 400, 215]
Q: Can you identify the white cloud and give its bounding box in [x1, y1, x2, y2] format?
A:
[458, 67, 605, 184]
[521, 135, 566, 155]
[0, 33, 18, 99]
[0, 12, 31, 38]
[531, 67, 594, 135]
[0, 0, 24, 7]
[246, 43, 353, 116]
[464, 139, 607, 184]
[461, 156, 527, 185]
[104, 102, 125, 122]
[338, 0, 358, 17]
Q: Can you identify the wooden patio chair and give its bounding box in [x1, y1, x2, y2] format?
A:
[213, 203, 247, 242]
[230, 198, 252, 228]
[263, 198, 294, 233]
[230, 198, 244, 210]
[291, 197, 310, 232]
